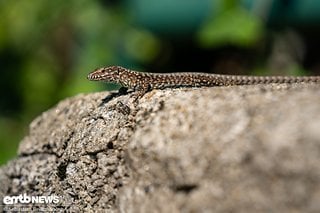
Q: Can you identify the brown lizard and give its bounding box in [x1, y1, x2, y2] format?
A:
[87, 66, 320, 94]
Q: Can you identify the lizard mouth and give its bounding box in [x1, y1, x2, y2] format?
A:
[87, 73, 97, 80]
[87, 72, 104, 81]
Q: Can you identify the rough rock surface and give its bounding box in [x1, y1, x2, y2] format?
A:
[1, 83, 320, 212]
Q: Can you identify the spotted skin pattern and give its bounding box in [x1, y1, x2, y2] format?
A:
[88, 66, 320, 93]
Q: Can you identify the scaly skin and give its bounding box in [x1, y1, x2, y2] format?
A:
[87, 66, 320, 93]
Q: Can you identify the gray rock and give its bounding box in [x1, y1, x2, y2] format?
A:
[1, 83, 320, 212]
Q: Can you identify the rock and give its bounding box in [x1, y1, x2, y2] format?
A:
[1, 83, 320, 212]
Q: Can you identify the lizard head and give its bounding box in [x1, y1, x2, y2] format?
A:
[87, 66, 124, 83]
[88, 65, 145, 90]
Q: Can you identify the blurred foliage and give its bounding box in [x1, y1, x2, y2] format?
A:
[126, 0, 212, 35]
[197, 2, 263, 47]
[1, 0, 319, 165]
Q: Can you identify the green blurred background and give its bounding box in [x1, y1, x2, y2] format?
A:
[1, 0, 320, 165]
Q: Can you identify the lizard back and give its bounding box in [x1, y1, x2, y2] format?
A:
[88, 66, 320, 91]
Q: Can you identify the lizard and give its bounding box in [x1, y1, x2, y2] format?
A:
[87, 66, 320, 95]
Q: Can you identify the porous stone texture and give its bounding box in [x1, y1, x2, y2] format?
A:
[1, 83, 320, 212]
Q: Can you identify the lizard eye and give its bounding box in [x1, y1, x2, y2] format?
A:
[106, 66, 119, 74]
[110, 66, 121, 74]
